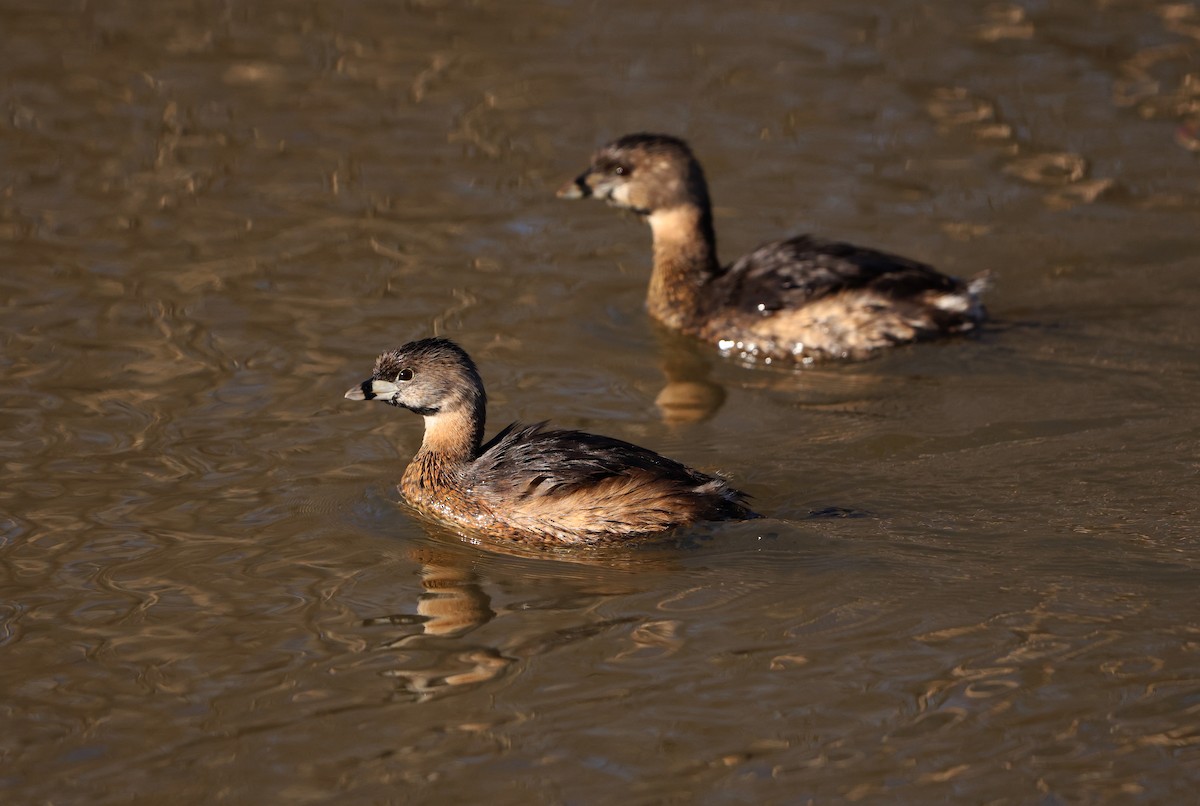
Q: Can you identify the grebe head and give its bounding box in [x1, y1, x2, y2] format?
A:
[558, 133, 709, 215]
[344, 337, 484, 417]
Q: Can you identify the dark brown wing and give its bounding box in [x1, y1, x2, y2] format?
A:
[467, 422, 755, 517]
[711, 234, 966, 314]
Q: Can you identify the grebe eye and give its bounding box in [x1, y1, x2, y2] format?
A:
[396, 368, 414, 382]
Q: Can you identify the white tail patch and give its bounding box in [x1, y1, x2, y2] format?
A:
[967, 271, 992, 297]
[934, 293, 971, 312]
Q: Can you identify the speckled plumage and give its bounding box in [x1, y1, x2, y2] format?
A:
[345, 338, 757, 545]
[559, 133, 988, 363]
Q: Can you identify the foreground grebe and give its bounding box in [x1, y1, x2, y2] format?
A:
[344, 338, 757, 544]
[558, 133, 988, 364]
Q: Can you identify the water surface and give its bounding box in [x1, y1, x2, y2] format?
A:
[3, 0, 1200, 802]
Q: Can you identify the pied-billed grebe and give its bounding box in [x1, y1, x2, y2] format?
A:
[344, 338, 758, 544]
[558, 133, 988, 364]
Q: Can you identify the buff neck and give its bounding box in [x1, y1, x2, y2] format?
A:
[645, 203, 721, 331]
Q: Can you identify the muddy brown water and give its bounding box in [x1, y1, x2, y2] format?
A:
[3, 1, 1200, 802]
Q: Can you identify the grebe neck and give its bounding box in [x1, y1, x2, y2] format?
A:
[646, 203, 721, 330]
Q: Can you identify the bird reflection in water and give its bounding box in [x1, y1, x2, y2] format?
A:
[361, 545, 510, 700]
[359, 530, 679, 701]
[653, 328, 727, 424]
